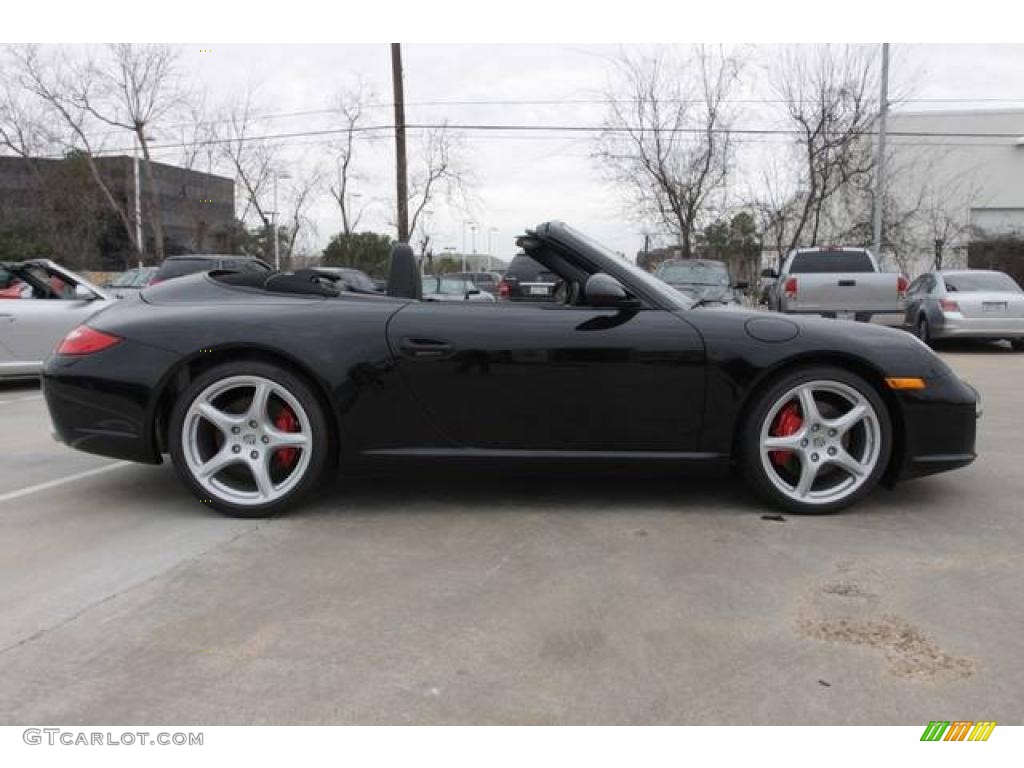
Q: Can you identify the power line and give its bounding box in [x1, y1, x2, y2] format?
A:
[79, 96, 1024, 140]
[72, 122, 1024, 157]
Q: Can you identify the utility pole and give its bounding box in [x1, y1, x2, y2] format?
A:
[273, 174, 280, 271]
[391, 43, 409, 243]
[872, 43, 890, 257]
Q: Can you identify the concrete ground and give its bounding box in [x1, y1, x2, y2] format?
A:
[1, 343, 1022, 725]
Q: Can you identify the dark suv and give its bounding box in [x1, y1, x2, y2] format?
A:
[152, 254, 273, 284]
[497, 254, 558, 301]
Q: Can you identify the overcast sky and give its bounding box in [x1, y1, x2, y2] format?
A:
[150, 44, 1024, 262]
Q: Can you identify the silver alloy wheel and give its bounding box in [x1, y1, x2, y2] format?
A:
[182, 375, 312, 507]
[758, 380, 882, 506]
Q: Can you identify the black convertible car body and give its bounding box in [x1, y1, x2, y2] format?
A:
[42, 222, 979, 516]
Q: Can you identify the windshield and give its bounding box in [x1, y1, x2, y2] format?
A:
[944, 272, 1021, 293]
[110, 268, 154, 287]
[334, 269, 377, 292]
[789, 250, 874, 274]
[158, 258, 211, 279]
[656, 261, 729, 286]
[426, 276, 475, 294]
[556, 224, 693, 309]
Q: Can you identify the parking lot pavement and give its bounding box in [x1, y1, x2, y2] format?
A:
[0, 344, 1022, 725]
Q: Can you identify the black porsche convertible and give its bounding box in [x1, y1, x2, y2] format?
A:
[42, 222, 979, 517]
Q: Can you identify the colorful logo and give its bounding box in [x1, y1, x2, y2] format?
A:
[920, 721, 996, 741]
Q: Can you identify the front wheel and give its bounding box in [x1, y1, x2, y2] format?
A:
[739, 367, 892, 514]
[169, 361, 330, 517]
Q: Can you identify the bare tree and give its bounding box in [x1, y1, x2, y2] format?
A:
[406, 122, 472, 246]
[11, 45, 143, 260]
[280, 167, 324, 265]
[216, 88, 278, 234]
[595, 46, 741, 258]
[67, 44, 184, 261]
[767, 45, 881, 253]
[326, 81, 375, 235]
[922, 172, 982, 271]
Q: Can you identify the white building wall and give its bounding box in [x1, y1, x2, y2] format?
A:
[884, 109, 1024, 275]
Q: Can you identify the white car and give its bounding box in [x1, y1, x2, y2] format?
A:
[422, 275, 496, 302]
[0, 259, 114, 379]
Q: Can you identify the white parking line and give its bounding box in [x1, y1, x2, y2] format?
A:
[0, 394, 44, 406]
[0, 461, 131, 505]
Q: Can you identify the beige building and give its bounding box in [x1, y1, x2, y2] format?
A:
[883, 109, 1024, 275]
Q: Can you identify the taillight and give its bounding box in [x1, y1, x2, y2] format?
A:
[784, 277, 798, 296]
[57, 325, 122, 356]
[897, 275, 908, 297]
[498, 280, 510, 299]
[939, 298, 960, 313]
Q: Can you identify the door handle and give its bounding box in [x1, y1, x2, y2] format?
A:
[399, 337, 455, 359]
[838, 279, 857, 287]
[0, 313, 14, 321]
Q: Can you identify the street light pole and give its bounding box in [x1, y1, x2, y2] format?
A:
[133, 134, 143, 267]
[872, 42, 890, 257]
[461, 220, 472, 272]
[470, 224, 477, 270]
[487, 227, 498, 271]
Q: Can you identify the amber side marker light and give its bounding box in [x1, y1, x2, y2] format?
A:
[885, 377, 927, 390]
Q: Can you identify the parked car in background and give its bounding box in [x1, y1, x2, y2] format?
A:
[314, 267, 383, 294]
[152, 254, 273, 284]
[497, 253, 558, 301]
[765, 247, 907, 322]
[654, 259, 747, 306]
[904, 269, 1024, 349]
[0, 259, 113, 378]
[105, 266, 157, 298]
[422, 274, 495, 302]
[450, 271, 502, 296]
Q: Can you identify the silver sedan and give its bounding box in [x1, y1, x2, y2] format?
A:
[0, 260, 114, 379]
[904, 269, 1024, 349]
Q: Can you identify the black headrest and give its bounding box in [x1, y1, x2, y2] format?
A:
[264, 269, 340, 297]
[387, 244, 421, 299]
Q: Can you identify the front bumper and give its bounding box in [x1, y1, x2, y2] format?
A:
[895, 374, 979, 481]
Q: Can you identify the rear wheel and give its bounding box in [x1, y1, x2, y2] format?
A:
[916, 315, 933, 347]
[169, 361, 329, 517]
[739, 366, 892, 514]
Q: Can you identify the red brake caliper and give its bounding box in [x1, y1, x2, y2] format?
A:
[272, 405, 300, 471]
[770, 402, 803, 469]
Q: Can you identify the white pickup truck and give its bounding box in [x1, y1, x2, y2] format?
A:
[765, 246, 908, 322]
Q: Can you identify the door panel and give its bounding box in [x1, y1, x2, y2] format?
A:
[386, 302, 705, 451]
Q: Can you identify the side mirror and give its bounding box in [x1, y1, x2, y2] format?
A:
[585, 273, 639, 308]
[74, 284, 97, 301]
[760, 268, 778, 279]
[732, 280, 750, 291]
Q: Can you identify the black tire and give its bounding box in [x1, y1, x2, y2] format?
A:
[168, 360, 330, 517]
[1011, 339, 1024, 352]
[738, 366, 893, 515]
[917, 315, 933, 348]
